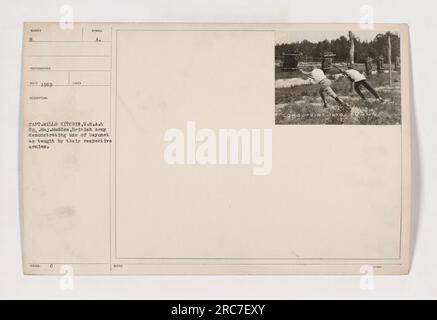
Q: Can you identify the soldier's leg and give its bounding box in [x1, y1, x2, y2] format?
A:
[319, 88, 328, 108]
[354, 81, 367, 100]
[324, 86, 350, 113]
[362, 80, 383, 100]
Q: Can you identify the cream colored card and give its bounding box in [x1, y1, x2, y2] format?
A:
[21, 23, 411, 275]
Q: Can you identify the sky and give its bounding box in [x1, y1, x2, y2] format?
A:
[275, 30, 399, 45]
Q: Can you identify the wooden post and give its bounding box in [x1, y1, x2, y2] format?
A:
[349, 31, 355, 64]
[388, 34, 392, 86]
[349, 31, 355, 93]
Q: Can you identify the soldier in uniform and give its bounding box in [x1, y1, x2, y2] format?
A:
[300, 66, 351, 113]
[377, 56, 385, 74]
[335, 64, 385, 103]
[365, 57, 374, 76]
[395, 56, 401, 71]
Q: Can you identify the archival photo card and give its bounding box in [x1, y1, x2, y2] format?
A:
[21, 23, 411, 275]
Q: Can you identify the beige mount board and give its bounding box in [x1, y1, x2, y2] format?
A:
[21, 23, 411, 275]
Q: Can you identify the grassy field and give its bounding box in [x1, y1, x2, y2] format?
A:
[275, 68, 402, 125]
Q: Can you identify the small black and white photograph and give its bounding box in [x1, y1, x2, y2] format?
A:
[275, 30, 402, 125]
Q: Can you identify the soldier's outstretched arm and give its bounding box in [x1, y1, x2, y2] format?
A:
[299, 69, 312, 78]
[334, 65, 353, 82]
[333, 65, 346, 74]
